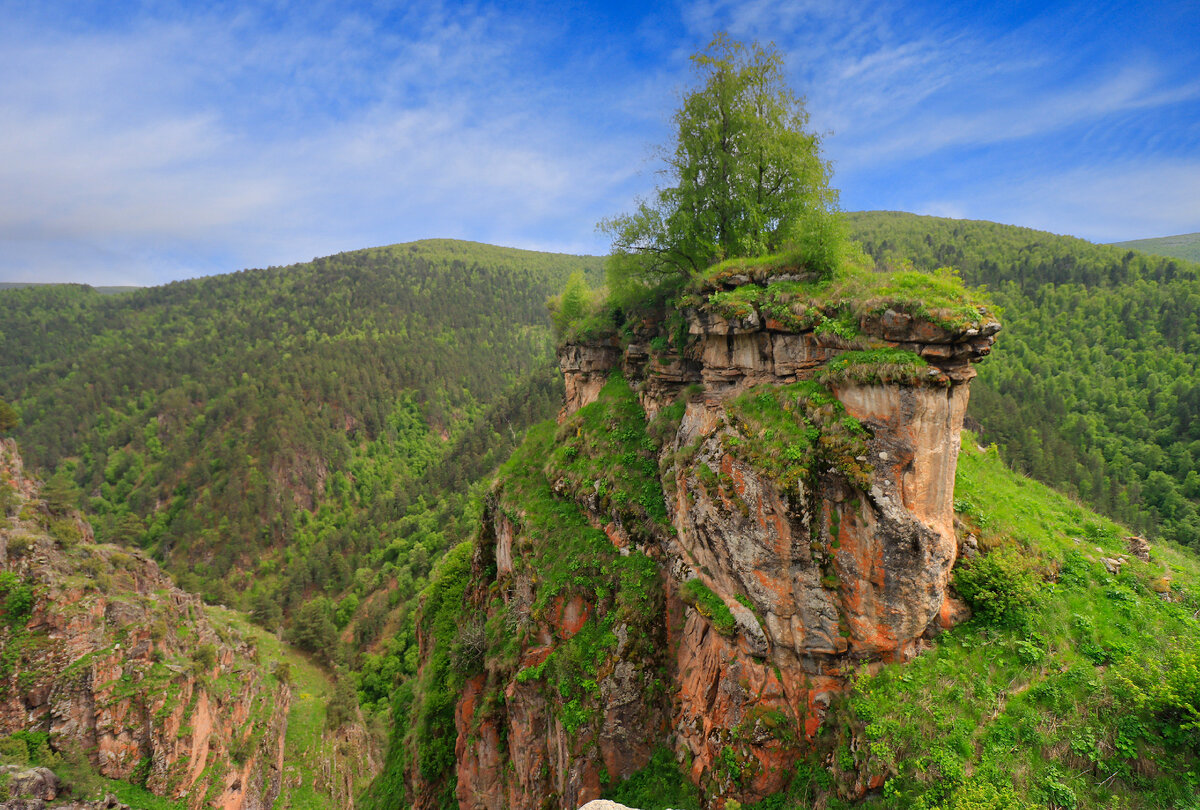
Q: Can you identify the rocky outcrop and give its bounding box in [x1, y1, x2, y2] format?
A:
[0, 439, 290, 809]
[415, 273, 999, 808]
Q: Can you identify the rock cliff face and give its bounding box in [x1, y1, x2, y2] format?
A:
[408, 269, 999, 809]
[0, 439, 290, 809]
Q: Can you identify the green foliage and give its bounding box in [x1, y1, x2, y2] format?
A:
[0, 399, 18, 433]
[680, 579, 736, 636]
[0, 572, 34, 628]
[605, 747, 701, 810]
[368, 541, 473, 809]
[1112, 232, 1200, 264]
[0, 240, 599, 616]
[847, 211, 1200, 549]
[953, 547, 1043, 626]
[722, 381, 870, 492]
[702, 257, 991, 336]
[1147, 644, 1200, 748]
[935, 779, 1037, 810]
[600, 35, 843, 305]
[0, 730, 53, 766]
[191, 643, 218, 673]
[817, 348, 934, 387]
[818, 435, 1200, 810]
[325, 669, 359, 730]
[287, 597, 338, 662]
[41, 469, 80, 515]
[549, 270, 596, 342]
[547, 372, 667, 530]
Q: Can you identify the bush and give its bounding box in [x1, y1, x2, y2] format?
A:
[605, 747, 700, 810]
[325, 669, 359, 729]
[0, 572, 34, 628]
[191, 643, 218, 674]
[939, 779, 1036, 810]
[1150, 644, 1200, 749]
[0, 730, 53, 767]
[953, 547, 1042, 626]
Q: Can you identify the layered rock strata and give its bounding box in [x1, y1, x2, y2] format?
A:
[420, 279, 999, 809]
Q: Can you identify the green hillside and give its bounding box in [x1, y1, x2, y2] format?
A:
[812, 437, 1200, 810]
[846, 212, 1200, 549]
[1111, 233, 1200, 264]
[0, 240, 601, 618]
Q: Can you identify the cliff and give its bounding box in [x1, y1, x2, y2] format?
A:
[400, 261, 999, 808]
[0, 438, 291, 809]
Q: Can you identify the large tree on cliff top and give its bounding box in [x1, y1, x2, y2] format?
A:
[601, 35, 843, 302]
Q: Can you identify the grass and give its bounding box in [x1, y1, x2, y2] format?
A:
[721, 381, 870, 493]
[816, 348, 938, 388]
[546, 371, 669, 531]
[700, 256, 993, 337]
[806, 434, 1200, 810]
[680, 579, 736, 637]
[211, 608, 353, 809]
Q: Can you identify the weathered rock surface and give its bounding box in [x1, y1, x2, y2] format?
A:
[0, 439, 290, 809]
[2, 766, 60, 801]
[418, 283, 998, 808]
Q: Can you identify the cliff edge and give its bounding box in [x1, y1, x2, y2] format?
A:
[401, 260, 999, 809]
[0, 438, 291, 809]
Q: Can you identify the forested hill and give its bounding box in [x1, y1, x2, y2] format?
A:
[0, 281, 140, 295]
[1111, 232, 1200, 264]
[0, 239, 602, 606]
[847, 211, 1200, 548]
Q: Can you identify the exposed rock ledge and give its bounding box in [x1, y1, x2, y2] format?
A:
[441, 288, 999, 809]
[0, 439, 290, 810]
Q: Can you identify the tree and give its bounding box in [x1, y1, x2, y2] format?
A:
[41, 470, 80, 516]
[600, 34, 844, 303]
[549, 270, 591, 340]
[0, 400, 18, 434]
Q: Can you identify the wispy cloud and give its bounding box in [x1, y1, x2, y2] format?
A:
[0, 1, 658, 283]
[0, 0, 1197, 283]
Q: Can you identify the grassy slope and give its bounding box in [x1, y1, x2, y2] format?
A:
[816, 435, 1200, 810]
[1111, 234, 1200, 264]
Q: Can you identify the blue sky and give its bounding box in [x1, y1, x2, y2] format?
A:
[2, 0, 1197, 285]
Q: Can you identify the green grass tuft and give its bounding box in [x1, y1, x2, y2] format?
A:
[680, 579, 736, 637]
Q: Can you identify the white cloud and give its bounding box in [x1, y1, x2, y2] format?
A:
[0, 1, 651, 283]
[914, 160, 1200, 243]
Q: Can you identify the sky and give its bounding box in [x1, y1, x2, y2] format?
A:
[2, 0, 1198, 286]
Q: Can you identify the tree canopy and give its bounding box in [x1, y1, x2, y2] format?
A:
[600, 35, 844, 304]
[0, 399, 18, 433]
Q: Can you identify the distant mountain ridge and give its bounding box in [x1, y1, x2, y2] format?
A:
[1110, 232, 1200, 263]
[0, 281, 141, 295]
[0, 239, 602, 614]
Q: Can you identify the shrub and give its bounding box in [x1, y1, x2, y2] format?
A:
[605, 747, 700, 810]
[953, 546, 1042, 626]
[939, 779, 1036, 810]
[192, 643, 218, 674]
[1150, 644, 1200, 749]
[0, 572, 34, 628]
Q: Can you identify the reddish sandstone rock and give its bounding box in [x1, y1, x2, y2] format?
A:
[432, 287, 998, 809]
[0, 440, 290, 810]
